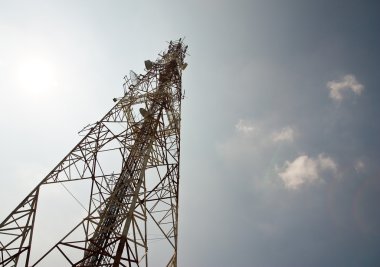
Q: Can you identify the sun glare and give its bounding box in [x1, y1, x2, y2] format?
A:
[17, 58, 58, 94]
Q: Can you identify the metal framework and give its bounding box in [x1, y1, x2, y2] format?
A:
[0, 39, 187, 266]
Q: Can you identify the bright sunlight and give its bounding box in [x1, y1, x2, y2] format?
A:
[16, 58, 58, 95]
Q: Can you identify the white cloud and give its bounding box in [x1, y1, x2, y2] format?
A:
[235, 119, 256, 135]
[318, 155, 338, 171]
[218, 121, 298, 163]
[354, 160, 365, 173]
[272, 126, 295, 143]
[278, 154, 337, 190]
[327, 74, 364, 102]
[217, 119, 274, 168]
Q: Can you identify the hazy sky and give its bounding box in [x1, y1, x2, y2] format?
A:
[1, 1, 380, 266]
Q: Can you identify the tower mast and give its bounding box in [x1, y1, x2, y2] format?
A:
[0, 39, 187, 266]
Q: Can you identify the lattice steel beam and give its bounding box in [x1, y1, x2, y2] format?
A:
[0, 39, 187, 267]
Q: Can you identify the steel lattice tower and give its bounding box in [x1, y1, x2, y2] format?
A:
[0, 39, 188, 266]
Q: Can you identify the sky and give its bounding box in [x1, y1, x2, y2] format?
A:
[1, 0, 380, 266]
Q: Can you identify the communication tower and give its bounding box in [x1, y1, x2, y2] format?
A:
[0, 39, 187, 266]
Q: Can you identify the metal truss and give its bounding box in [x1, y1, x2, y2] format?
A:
[0, 39, 187, 267]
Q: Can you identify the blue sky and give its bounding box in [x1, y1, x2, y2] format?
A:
[0, 1, 380, 266]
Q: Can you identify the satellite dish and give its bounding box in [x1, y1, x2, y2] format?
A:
[130, 70, 139, 85]
[144, 60, 153, 70]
